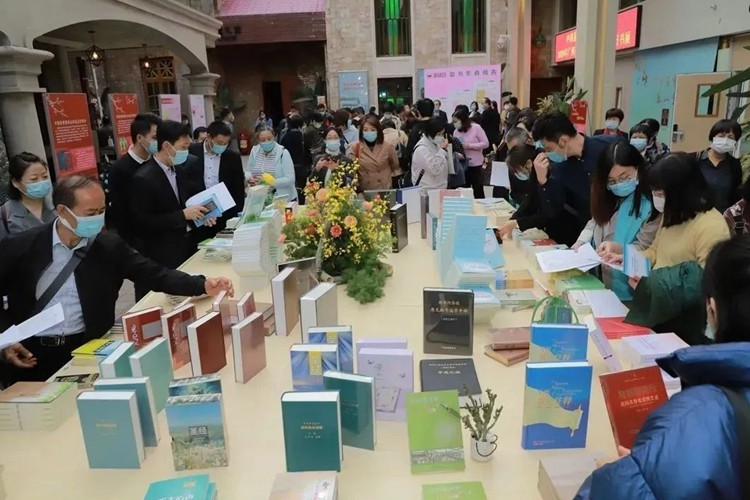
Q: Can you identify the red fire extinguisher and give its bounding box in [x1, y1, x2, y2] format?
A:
[239, 131, 250, 155]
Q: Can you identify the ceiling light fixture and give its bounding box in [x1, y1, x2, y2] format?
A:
[85, 30, 105, 66]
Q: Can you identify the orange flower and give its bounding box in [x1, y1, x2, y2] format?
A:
[363, 201, 373, 212]
[344, 215, 357, 228]
[330, 224, 343, 238]
[316, 188, 329, 203]
[307, 209, 319, 217]
[277, 233, 286, 244]
[305, 225, 317, 236]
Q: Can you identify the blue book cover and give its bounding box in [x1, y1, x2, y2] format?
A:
[323, 371, 376, 450]
[169, 374, 222, 397]
[129, 338, 172, 412]
[99, 342, 136, 379]
[144, 474, 211, 500]
[281, 391, 342, 472]
[93, 377, 160, 447]
[451, 214, 488, 262]
[358, 347, 413, 421]
[529, 323, 589, 362]
[194, 193, 223, 227]
[484, 228, 505, 268]
[165, 394, 229, 471]
[308, 326, 353, 374]
[77, 391, 145, 469]
[522, 362, 593, 450]
[290, 344, 339, 391]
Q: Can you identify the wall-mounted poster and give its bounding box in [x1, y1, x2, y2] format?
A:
[43, 93, 98, 179]
[159, 94, 182, 122]
[424, 65, 502, 113]
[338, 71, 369, 109]
[190, 95, 206, 129]
[109, 93, 139, 158]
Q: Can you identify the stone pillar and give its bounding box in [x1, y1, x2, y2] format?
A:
[187, 72, 220, 124]
[0, 46, 54, 157]
[506, 0, 532, 106]
[55, 46, 74, 93]
[574, 0, 617, 132]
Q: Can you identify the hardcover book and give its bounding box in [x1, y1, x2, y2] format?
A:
[355, 337, 407, 371]
[77, 391, 145, 469]
[309, 326, 353, 373]
[187, 312, 227, 375]
[357, 347, 414, 421]
[122, 306, 164, 348]
[161, 303, 197, 371]
[93, 377, 159, 447]
[278, 257, 320, 298]
[422, 482, 487, 500]
[489, 326, 531, 350]
[169, 374, 222, 397]
[281, 391, 342, 472]
[496, 289, 538, 307]
[236, 291, 256, 321]
[71, 338, 124, 365]
[390, 203, 409, 252]
[483, 345, 529, 367]
[599, 365, 669, 449]
[619, 332, 689, 368]
[300, 283, 339, 342]
[595, 317, 652, 340]
[423, 288, 474, 356]
[211, 291, 233, 336]
[290, 344, 339, 391]
[99, 342, 136, 379]
[396, 186, 421, 224]
[231, 312, 267, 384]
[323, 371, 376, 450]
[269, 472, 338, 500]
[529, 323, 589, 362]
[406, 390, 465, 474]
[522, 362, 593, 450]
[129, 337, 172, 412]
[272, 267, 300, 337]
[165, 394, 229, 470]
[419, 358, 482, 405]
[144, 474, 212, 500]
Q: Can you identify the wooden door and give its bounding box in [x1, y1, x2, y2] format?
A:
[672, 72, 731, 152]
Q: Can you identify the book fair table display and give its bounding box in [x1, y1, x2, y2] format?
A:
[0, 195, 685, 499]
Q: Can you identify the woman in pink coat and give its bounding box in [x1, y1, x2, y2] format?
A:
[452, 108, 489, 198]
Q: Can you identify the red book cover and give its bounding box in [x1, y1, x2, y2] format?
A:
[236, 291, 256, 321]
[489, 327, 530, 349]
[122, 306, 163, 347]
[187, 312, 227, 375]
[483, 345, 529, 366]
[599, 365, 669, 448]
[231, 312, 267, 383]
[161, 304, 197, 371]
[597, 317, 652, 340]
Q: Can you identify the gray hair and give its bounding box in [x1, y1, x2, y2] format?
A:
[255, 125, 275, 139]
[52, 175, 99, 208]
[504, 127, 531, 148]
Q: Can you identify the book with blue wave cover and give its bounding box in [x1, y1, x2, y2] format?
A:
[309, 326, 353, 374]
[529, 323, 589, 362]
[522, 362, 593, 450]
[290, 344, 339, 391]
[323, 371, 376, 450]
[129, 337, 172, 412]
[281, 391, 342, 472]
[144, 474, 211, 500]
[93, 377, 159, 447]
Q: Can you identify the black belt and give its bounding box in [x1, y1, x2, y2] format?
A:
[33, 332, 85, 347]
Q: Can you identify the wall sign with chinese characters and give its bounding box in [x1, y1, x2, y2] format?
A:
[109, 93, 139, 158]
[424, 65, 502, 115]
[554, 5, 642, 64]
[42, 93, 98, 179]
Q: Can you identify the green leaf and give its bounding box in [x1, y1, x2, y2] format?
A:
[702, 68, 750, 97]
[731, 102, 750, 122]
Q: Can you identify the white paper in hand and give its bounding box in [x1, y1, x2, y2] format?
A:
[490, 161, 511, 188]
[536, 244, 602, 273]
[186, 182, 236, 212]
[0, 303, 65, 350]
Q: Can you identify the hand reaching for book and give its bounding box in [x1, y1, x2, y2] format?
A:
[205, 277, 234, 298]
[183, 205, 208, 221]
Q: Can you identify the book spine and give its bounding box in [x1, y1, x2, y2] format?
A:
[390, 210, 399, 253]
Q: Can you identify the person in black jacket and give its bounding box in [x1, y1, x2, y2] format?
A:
[0, 175, 233, 383]
[480, 97, 501, 153]
[108, 113, 160, 249]
[697, 119, 743, 213]
[280, 115, 307, 202]
[185, 120, 246, 238]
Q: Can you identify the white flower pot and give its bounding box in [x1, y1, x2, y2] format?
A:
[470, 433, 498, 462]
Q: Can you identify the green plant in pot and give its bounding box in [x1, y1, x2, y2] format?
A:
[444, 388, 503, 462]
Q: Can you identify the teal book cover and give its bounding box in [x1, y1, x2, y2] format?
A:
[422, 481, 488, 499]
[309, 326, 354, 373]
[144, 474, 211, 500]
[130, 338, 172, 412]
[99, 342, 136, 379]
[323, 371, 376, 450]
[93, 377, 159, 447]
[529, 323, 589, 362]
[165, 394, 229, 470]
[77, 391, 145, 469]
[281, 391, 342, 472]
[169, 374, 222, 397]
[290, 344, 339, 391]
[406, 390, 464, 474]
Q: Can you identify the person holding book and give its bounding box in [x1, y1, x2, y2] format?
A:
[246, 125, 297, 201]
[411, 117, 449, 191]
[309, 127, 349, 186]
[0, 152, 56, 241]
[572, 143, 660, 300]
[576, 234, 750, 500]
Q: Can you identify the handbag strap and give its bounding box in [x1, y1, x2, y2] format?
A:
[721, 387, 750, 499]
[33, 238, 94, 315]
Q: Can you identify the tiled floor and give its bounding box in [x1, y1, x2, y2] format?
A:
[114, 280, 136, 320]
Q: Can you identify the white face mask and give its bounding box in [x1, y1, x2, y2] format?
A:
[653, 195, 666, 213]
[712, 137, 737, 155]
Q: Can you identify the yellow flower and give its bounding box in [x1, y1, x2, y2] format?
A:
[261, 172, 276, 186]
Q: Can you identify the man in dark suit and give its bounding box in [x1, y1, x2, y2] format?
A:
[107, 113, 160, 248]
[186, 120, 246, 238]
[480, 97, 501, 153]
[0, 175, 234, 383]
[433, 99, 448, 123]
[130, 120, 216, 300]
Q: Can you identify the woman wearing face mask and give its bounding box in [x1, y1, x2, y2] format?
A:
[572, 144, 660, 300]
[310, 128, 348, 186]
[602, 153, 730, 344]
[412, 117, 450, 191]
[0, 152, 56, 241]
[348, 116, 399, 191]
[696, 119, 743, 213]
[628, 122, 668, 169]
[254, 109, 273, 132]
[247, 126, 297, 201]
[575, 234, 750, 500]
[452, 108, 490, 198]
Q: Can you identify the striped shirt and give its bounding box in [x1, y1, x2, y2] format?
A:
[251, 146, 279, 176]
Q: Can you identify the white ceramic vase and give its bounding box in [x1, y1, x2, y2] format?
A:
[470, 433, 498, 462]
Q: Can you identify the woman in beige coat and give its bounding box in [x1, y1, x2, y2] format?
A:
[348, 115, 399, 191]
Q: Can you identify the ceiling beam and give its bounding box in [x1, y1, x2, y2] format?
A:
[35, 36, 88, 50]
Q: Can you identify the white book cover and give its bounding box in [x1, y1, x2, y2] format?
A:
[300, 283, 338, 342]
[272, 267, 297, 337]
[620, 333, 690, 368]
[585, 316, 621, 372]
[399, 187, 421, 224]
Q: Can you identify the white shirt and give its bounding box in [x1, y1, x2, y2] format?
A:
[35, 220, 88, 336]
[127, 146, 149, 165]
[203, 142, 221, 189]
[154, 156, 179, 201]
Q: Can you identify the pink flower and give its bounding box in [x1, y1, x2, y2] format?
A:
[307, 209, 319, 217]
[330, 224, 343, 238]
[344, 215, 357, 228]
[363, 201, 373, 212]
[316, 188, 329, 203]
[278, 233, 286, 244]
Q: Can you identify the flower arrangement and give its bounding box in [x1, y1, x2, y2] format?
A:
[281, 158, 393, 303]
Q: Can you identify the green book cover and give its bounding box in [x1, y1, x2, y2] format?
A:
[281, 391, 342, 472]
[422, 481, 488, 500]
[406, 390, 464, 474]
[555, 273, 605, 293]
[323, 371, 376, 450]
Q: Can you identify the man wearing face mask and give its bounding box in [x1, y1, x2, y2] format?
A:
[0, 175, 234, 383]
[131, 120, 213, 300]
[594, 108, 627, 138]
[108, 113, 160, 249]
[697, 119, 743, 213]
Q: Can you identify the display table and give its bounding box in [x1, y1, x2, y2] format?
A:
[1, 224, 616, 499]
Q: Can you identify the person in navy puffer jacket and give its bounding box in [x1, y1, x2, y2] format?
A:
[576, 234, 750, 500]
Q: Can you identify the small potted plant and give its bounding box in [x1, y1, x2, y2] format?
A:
[445, 388, 503, 462]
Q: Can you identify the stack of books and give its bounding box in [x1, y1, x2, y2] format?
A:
[269, 472, 338, 499]
[619, 333, 688, 393]
[537, 453, 602, 500]
[144, 474, 217, 500]
[71, 338, 124, 366]
[521, 238, 568, 260]
[466, 285, 502, 324]
[484, 326, 530, 367]
[445, 260, 495, 288]
[0, 381, 77, 431]
[512, 228, 550, 248]
[495, 269, 535, 290]
[231, 209, 283, 281]
[551, 270, 606, 295]
[496, 289, 538, 310]
[440, 213, 488, 283]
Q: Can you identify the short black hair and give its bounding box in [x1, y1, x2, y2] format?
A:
[703, 235, 750, 343]
[381, 118, 396, 129]
[129, 113, 160, 143]
[415, 98, 435, 119]
[424, 117, 446, 138]
[531, 112, 577, 142]
[354, 106, 366, 115]
[192, 126, 208, 140]
[332, 109, 351, 128]
[288, 115, 304, 130]
[156, 120, 191, 151]
[709, 119, 742, 141]
[509, 97, 518, 106]
[454, 104, 469, 115]
[605, 108, 625, 121]
[310, 112, 324, 123]
[323, 126, 341, 139]
[590, 143, 651, 226]
[206, 121, 231, 138]
[382, 101, 395, 114]
[52, 175, 99, 209]
[648, 153, 713, 227]
[219, 107, 232, 120]
[8, 152, 49, 201]
[629, 122, 655, 140]
[639, 118, 660, 135]
[506, 144, 539, 174]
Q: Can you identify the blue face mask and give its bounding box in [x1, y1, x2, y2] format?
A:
[24, 179, 52, 199]
[546, 150, 567, 163]
[211, 142, 228, 155]
[535, 140, 544, 150]
[147, 140, 158, 155]
[60, 207, 105, 239]
[630, 138, 648, 152]
[325, 140, 340, 152]
[260, 141, 275, 153]
[363, 131, 378, 143]
[605, 119, 620, 131]
[171, 148, 189, 166]
[608, 178, 638, 198]
[515, 171, 530, 181]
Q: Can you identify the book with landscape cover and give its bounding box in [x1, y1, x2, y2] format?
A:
[231, 312, 267, 384]
[422, 481, 487, 500]
[281, 391, 342, 472]
[483, 345, 529, 367]
[419, 358, 482, 405]
[187, 312, 227, 375]
[269, 472, 338, 500]
[599, 365, 669, 449]
[423, 288, 474, 355]
[300, 283, 339, 342]
[71, 338, 124, 365]
[99, 342, 136, 379]
[93, 377, 160, 447]
[522, 362, 593, 450]
[278, 257, 320, 298]
[236, 291, 256, 321]
[272, 267, 300, 337]
[165, 393, 229, 470]
[309, 326, 353, 373]
[529, 324, 589, 362]
[169, 374, 222, 397]
[144, 474, 213, 500]
[390, 203, 409, 252]
[323, 371, 376, 450]
[290, 344, 339, 391]
[129, 337, 172, 412]
[406, 390, 465, 474]
[161, 303, 197, 371]
[489, 326, 530, 349]
[355, 337, 407, 371]
[358, 347, 413, 421]
[122, 306, 164, 348]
